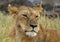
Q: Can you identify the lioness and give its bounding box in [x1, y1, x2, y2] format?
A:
[8, 4, 60, 42]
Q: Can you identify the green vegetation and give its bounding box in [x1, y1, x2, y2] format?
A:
[0, 12, 13, 42]
[0, 11, 60, 42]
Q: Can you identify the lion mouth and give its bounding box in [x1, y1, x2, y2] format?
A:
[25, 30, 37, 37]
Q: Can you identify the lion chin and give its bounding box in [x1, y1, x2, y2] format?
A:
[26, 31, 37, 37]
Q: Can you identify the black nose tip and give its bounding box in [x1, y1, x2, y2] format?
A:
[30, 24, 37, 28]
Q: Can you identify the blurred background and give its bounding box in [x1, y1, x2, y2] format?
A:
[0, 0, 60, 18]
[0, 0, 60, 42]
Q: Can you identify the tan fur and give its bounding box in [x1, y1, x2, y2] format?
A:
[8, 4, 60, 42]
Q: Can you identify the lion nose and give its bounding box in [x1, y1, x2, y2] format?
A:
[30, 24, 37, 28]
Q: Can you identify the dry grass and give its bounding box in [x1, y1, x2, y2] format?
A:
[39, 16, 60, 30]
[0, 11, 60, 42]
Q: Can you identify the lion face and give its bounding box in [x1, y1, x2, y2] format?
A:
[8, 5, 43, 37]
[16, 9, 40, 37]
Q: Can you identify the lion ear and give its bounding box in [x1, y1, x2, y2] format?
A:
[34, 5, 43, 13]
[8, 4, 19, 19]
[8, 4, 19, 15]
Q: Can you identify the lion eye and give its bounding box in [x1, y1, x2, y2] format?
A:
[36, 16, 38, 18]
[23, 14, 27, 17]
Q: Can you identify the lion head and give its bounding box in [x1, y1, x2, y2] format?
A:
[8, 4, 43, 37]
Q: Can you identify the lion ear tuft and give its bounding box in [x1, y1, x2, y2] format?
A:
[8, 4, 19, 15]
